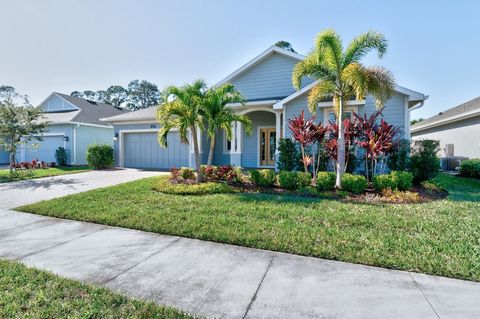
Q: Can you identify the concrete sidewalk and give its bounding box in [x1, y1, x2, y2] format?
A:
[0, 168, 165, 208]
[1, 209, 479, 319]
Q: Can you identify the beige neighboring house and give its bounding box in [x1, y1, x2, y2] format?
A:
[411, 96, 480, 160]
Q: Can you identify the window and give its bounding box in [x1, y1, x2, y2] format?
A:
[226, 137, 232, 152]
[328, 112, 336, 123]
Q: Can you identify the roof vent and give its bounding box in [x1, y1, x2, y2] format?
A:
[86, 100, 97, 105]
[438, 112, 443, 115]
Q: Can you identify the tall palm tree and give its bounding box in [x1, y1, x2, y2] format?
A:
[202, 84, 253, 166]
[292, 29, 395, 188]
[157, 80, 207, 182]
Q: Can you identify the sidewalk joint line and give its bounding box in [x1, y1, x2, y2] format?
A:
[409, 272, 441, 319]
[16, 228, 106, 261]
[100, 237, 182, 285]
[242, 255, 275, 319]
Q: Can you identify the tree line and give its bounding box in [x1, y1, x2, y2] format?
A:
[70, 79, 161, 111]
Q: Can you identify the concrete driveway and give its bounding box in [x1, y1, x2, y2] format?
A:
[0, 168, 165, 208]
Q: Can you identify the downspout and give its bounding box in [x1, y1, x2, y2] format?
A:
[72, 124, 79, 165]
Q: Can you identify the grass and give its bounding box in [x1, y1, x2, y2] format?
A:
[0, 166, 90, 183]
[18, 174, 480, 281]
[0, 259, 194, 318]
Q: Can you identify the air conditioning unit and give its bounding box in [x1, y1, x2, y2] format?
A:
[445, 144, 454, 157]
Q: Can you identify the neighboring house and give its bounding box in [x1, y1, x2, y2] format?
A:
[411, 96, 480, 159]
[0, 147, 8, 164]
[16, 92, 125, 165]
[101, 46, 428, 170]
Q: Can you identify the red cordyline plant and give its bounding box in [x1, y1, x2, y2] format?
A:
[288, 111, 316, 173]
[325, 117, 361, 173]
[353, 110, 400, 181]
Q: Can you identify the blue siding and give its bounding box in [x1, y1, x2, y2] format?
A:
[284, 95, 319, 139]
[0, 149, 8, 164]
[230, 53, 313, 101]
[242, 111, 276, 167]
[75, 125, 114, 165]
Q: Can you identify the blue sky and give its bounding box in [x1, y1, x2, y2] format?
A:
[1, 0, 479, 120]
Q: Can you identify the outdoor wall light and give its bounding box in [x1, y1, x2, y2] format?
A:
[63, 136, 69, 142]
[113, 133, 119, 141]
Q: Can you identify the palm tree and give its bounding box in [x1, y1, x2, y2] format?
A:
[157, 80, 207, 182]
[202, 84, 253, 166]
[292, 29, 395, 188]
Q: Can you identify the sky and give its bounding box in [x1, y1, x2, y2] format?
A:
[1, 0, 479, 120]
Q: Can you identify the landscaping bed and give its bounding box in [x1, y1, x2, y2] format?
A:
[18, 173, 480, 282]
[0, 259, 193, 318]
[0, 165, 91, 183]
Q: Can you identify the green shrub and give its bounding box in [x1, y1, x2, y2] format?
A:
[373, 174, 398, 191]
[341, 173, 367, 194]
[55, 147, 68, 166]
[387, 139, 410, 171]
[315, 171, 336, 191]
[409, 140, 440, 184]
[297, 172, 312, 188]
[86, 144, 113, 169]
[277, 138, 299, 171]
[278, 171, 298, 190]
[460, 159, 480, 178]
[179, 167, 195, 180]
[249, 169, 276, 187]
[391, 171, 413, 191]
[154, 177, 234, 195]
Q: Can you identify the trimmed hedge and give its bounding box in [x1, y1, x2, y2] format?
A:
[392, 171, 413, 191]
[460, 159, 480, 178]
[373, 171, 413, 192]
[297, 172, 312, 188]
[316, 172, 336, 191]
[278, 171, 298, 190]
[250, 169, 276, 187]
[154, 178, 234, 195]
[86, 144, 113, 169]
[341, 173, 367, 194]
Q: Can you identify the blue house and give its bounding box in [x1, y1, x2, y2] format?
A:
[14, 93, 125, 165]
[102, 46, 428, 170]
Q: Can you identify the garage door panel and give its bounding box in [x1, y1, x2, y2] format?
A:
[124, 132, 188, 169]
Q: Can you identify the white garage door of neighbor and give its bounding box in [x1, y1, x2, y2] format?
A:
[24, 135, 64, 163]
[124, 132, 189, 169]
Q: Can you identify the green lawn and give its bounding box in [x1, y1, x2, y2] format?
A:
[18, 174, 480, 281]
[0, 259, 194, 318]
[0, 166, 90, 183]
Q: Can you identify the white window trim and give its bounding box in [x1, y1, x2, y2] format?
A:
[323, 106, 358, 124]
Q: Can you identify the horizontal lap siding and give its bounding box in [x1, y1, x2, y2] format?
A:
[362, 94, 407, 138]
[230, 53, 313, 101]
[284, 95, 320, 139]
[75, 126, 114, 165]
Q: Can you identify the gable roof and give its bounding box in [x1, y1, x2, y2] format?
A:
[100, 106, 158, 123]
[216, 45, 305, 87]
[273, 81, 428, 110]
[411, 96, 480, 132]
[41, 93, 126, 126]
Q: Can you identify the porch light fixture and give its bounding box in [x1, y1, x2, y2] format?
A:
[114, 133, 119, 141]
[63, 136, 69, 142]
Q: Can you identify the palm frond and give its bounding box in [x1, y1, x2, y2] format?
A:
[343, 31, 388, 66]
[341, 62, 368, 101]
[307, 80, 336, 112]
[364, 66, 395, 108]
[314, 29, 344, 73]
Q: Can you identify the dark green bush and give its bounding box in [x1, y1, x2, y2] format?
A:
[391, 171, 413, 191]
[86, 144, 113, 169]
[409, 140, 440, 184]
[55, 147, 68, 166]
[315, 171, 336, 191]
[278, 171, 298, 190]
[297, 172, 312, 188]
[154, 177, 234, 195]
[373, 174, 398, 191]
[277, 138, 299, 171]
[460, 159, 480, 178]
[387, 139, 410, 171]
[179, 167, 195, 180]
[249, 169, 276, 187]
[341, 173, 367, 194]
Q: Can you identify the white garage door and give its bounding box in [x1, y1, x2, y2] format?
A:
[123, 132, 189, 169]
[24, 136, 64, 163]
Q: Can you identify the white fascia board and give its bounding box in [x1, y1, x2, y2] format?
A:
[411, 108, 480, 132]
[51, 122, 112, 129]
[216, 46, 305, 87]
[273, 81, 317, 109]
[228, 100, 278, 108]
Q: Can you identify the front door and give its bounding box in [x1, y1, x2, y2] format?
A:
[259, 128, 276, 166]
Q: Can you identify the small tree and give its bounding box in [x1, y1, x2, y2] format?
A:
[409, 140, 440, 184]
[0, 89, 48, 173]
[277, 138, 299, 171]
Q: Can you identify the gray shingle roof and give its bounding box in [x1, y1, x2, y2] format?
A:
[412, 96, 480, 129]
[47, 93, 127, 126]
[100, 106, 158, 123]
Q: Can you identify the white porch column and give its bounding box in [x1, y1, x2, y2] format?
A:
[231, 122, 237, 153]
[275, 111, 281, 153]
[236, 121, 242, 153]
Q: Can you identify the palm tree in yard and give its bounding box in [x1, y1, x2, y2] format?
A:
[157, 80, 207, 182]
[292, 29, 395, 189]
[202, 84, 252, 166]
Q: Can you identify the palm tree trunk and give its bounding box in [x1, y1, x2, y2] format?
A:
[191, 125, 203, 182]
[207, 134, 215, 167]
[335, 96, 346, 189]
